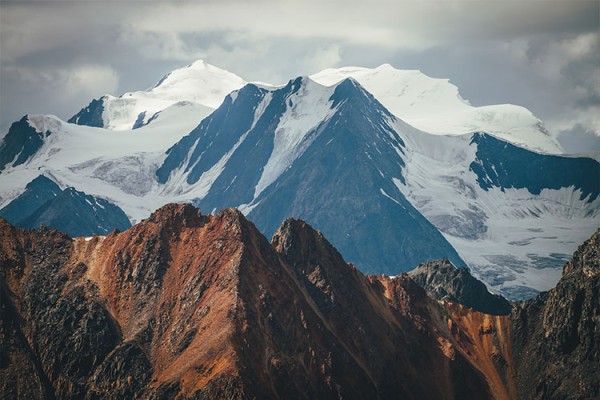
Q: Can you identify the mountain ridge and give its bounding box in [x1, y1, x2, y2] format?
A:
[311, 64, 562, 154]
[1, 203, 597, 399]
[0, 59, 598, 298]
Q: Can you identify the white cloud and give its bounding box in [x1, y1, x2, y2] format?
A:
[305, 45, 342, 74]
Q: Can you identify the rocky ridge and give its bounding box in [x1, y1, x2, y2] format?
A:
[408, 259, 512, 315]
[0, 204, 597, 399]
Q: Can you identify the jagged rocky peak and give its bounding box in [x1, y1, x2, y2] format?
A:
[0, 206, 511, 399]
[510, 228, 600, 399]
[562, 227, 599, 277]
[0, 115, 50, 172]
[272, 217, 345, 266]
[146, 202, 206, 228]
[408, 259, 512, 315]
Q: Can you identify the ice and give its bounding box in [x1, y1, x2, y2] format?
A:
[99, 60, 246, 130]
[254, 77, 337, 198]
[311, 64, 563, 154]
[392, 121, 599, 297]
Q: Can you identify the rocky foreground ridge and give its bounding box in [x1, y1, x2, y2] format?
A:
[0, 203, 597, 399]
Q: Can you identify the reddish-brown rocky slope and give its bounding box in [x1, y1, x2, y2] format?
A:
[0, 204, 597, 399]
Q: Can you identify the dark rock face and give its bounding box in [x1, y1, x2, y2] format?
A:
[0, 175, 62, 226]
[470, 132, 600, 202]
[511, 229, 600, 399]
[0, 116, 50, 172]
[0, 175, 131, 237]
[408, 259, 512, 315]
[68, 97, 106, 128]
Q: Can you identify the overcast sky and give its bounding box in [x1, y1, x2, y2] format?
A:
[1, 0, 598, 152]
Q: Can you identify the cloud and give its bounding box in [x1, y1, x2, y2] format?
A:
[557, 123, 600, 153]
[1, 63, 119, 132]
[0, 0, 598, 153]
[8, 64, 119, 98]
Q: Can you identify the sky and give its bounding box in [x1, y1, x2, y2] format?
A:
[1, 0, 599, 152]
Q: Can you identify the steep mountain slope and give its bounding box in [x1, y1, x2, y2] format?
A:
[0, 203, 515, 399]
[0, 175, 131, 237]
[0, 116, 51, 172]
[0, 175, 62, 225]
[311, 64, 562, 154]
[69, 60, 246, 130]
[157, 76, 467, 273]
[408, 259, 512, 315]
[510, 228, 600, 399]
[397, 129, 600, 298]
[3, 204, 597, 399]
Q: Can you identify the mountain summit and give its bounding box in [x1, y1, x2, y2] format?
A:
[69, 59, 246, 130]
[311, 64, 562, 153]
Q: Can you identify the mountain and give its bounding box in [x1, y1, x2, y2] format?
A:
[2, 203, 597, 399]
[0, 116, 51, 172]
[407, 259, 512, 315]
[311, 64, 562, 154]
[0, 59, 598, 298]
[397, 129, 599, 299]
[0, 110, 203, 223]
[69, 59, 246, 130]
[157, 76, 467, 273]
[0, 175, 61, 225]
[510, 228, 600, 398]
[155, 75, 599, 298]
[0, 204, 507, 399]
[0, 175, 131, 237]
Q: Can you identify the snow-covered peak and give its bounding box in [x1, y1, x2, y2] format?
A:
[72, 59, 247, 131]
[149, 59, 246, 108]
[312, 65, 471, 115]
[254, 76, 339, 197]
[311, 64, 563, 154]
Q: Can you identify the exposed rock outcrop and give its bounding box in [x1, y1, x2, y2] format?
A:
[408, 259, 512, 315]
[511, 229, 600, 399]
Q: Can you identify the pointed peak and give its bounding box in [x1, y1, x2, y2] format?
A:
[563, 228, 600, 278]
[272, 217, 343, 267]
[147, 203, 205, 229]
[408, 258, 512, 315]
[375, 63, 394, 70]
[188, 59, 209, 68]
[273, 217, 322, 242]
[26, 175, 60, 191]
[215, 207, 247, 224]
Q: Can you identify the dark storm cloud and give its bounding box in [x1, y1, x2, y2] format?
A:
[1, 0, 598, 150]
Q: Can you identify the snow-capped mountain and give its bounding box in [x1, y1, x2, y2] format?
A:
[0, 59, 597, 299]
[0, 175, 131, 236]
[69, 59, 246, 130]
[311, 64, 562, 154]
[0, 106, 203, 221]
[157, 76, 467, 273]
[155, 75, 598, 298]
[397, 129, 599, 299]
